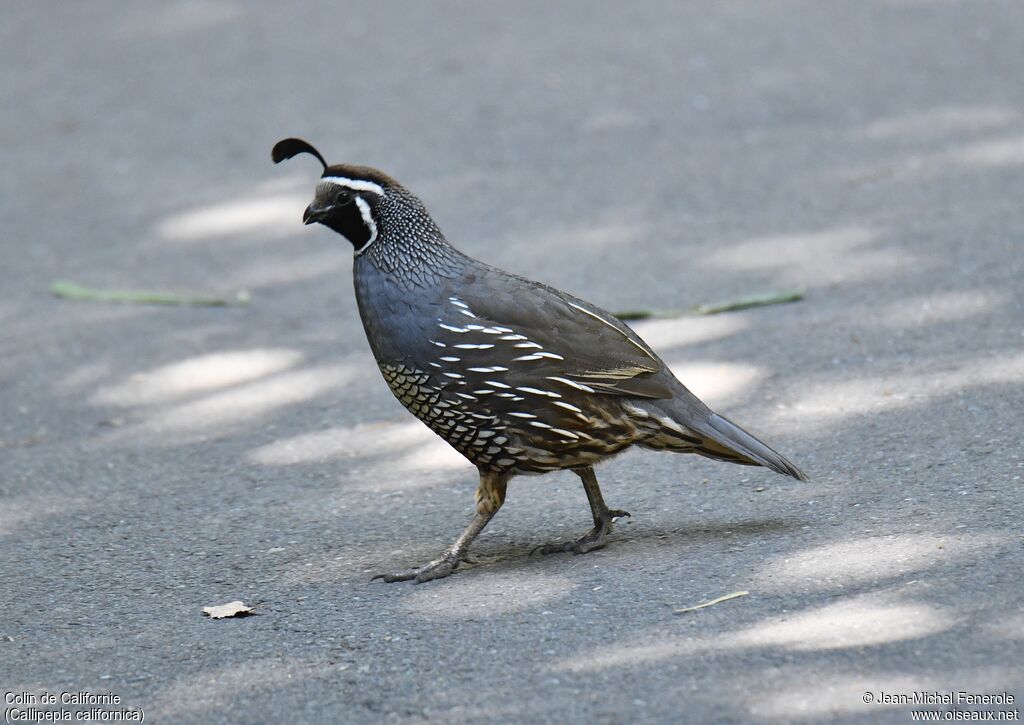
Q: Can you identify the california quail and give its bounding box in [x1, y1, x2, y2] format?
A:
[272, 137, 806, 583]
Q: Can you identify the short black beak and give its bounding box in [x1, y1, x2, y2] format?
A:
[303, 203, 331, 225]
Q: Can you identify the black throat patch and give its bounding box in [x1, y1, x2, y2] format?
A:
[324, 200, 372, 250]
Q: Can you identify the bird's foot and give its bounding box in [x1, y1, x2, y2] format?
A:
[372, 551, 468, 584]
[535, 509, 630, 555]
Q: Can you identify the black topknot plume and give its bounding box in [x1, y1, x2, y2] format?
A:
[272, 138, 327, 169]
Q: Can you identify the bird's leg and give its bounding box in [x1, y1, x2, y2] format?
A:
[538, 466, 630, 555]
[373, 471, 508, 583]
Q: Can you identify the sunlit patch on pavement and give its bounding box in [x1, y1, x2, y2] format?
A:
[754, 532, 1010, 592]
[552, 593, 955, 673]
[92, 348, 304, 407]
[402, 571, 577, 619]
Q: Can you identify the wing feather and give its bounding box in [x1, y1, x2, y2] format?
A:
[446, 267, 674, 400]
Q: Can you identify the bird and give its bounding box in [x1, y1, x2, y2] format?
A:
[272, 137, 806, 583]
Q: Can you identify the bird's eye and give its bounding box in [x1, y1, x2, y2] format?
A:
[335, 188, 353, 204]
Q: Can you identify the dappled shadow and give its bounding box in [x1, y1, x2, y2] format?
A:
[275, 514, 809, 587]
[92, 348, 304, 406]
[702, 226, 903, 289]
[845, 134, 1024, 183]
[753, 531, 1011, 593]
[861, 105, 1021, 141]
[553, 593, 957, 673]
[4, 0, 1024, 721]
[770, 350, 1024, 435]
[6, 167, 1024, 722]
[6, 180, 1023, 725]
[156, 191, 311, 244]
[400, 570, 579, 620]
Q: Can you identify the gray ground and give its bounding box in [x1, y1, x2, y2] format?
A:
[2, 1, 1023, 723]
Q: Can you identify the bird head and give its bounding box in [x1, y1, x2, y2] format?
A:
[272, 137, 399, 254]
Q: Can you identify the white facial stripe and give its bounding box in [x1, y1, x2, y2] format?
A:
[320, 176, 386, 196]
[352, 196, 378, 256]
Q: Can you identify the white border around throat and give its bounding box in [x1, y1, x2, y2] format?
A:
[353, 196, 378, 255]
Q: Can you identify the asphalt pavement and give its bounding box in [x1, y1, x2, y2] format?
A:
[2, 1, 1023, 723]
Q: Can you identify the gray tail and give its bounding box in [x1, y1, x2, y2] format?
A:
[692, 412, 808, 481]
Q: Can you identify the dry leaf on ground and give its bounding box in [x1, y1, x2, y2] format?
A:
[202, 601, 254, 619]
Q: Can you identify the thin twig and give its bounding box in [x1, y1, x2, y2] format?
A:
[616, 290, 804, 320]
[673, 590, 750, 614]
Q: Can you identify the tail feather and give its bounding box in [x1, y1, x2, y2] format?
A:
[627, 396, 808, 481]
[697, 413, 807, 481]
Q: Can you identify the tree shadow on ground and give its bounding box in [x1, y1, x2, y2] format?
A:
[4, 5, 1024, 718]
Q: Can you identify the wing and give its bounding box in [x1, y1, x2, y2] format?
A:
[434, 265, 675, 400]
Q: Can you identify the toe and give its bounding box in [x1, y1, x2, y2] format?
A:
[571, 537, 607, 554]
[536, 541, 575, 556]
[414, 560, 457, 583]
[374, 552, 465, 583]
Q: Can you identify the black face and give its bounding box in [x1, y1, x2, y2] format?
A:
[304, 184, 373, 250]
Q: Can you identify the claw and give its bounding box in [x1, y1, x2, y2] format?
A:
[537, 507, 629, 556]
[372, 556, 460, 584]
[412, 559, 457, 583]
[537, 534, 607, 556]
